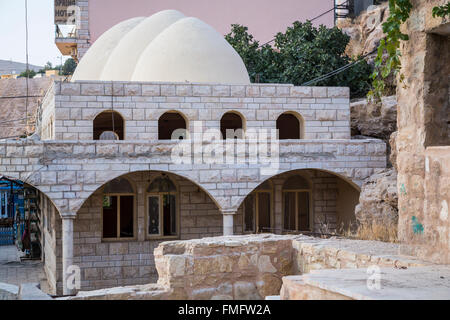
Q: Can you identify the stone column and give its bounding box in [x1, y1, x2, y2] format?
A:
[222, 210, 235, 236]
[61, 213, 76, 296]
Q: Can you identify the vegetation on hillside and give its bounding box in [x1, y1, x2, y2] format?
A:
[225, 22, 373, 99]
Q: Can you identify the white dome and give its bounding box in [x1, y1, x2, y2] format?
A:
[100, 10, 185, 81]
[72, 17, 145, 81]
[131, 17, 250, 84]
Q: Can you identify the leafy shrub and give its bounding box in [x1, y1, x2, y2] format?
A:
[225, 21, 373, 98]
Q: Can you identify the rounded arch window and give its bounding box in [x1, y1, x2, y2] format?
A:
[220, 112, 244, 139]
[282, 175, 311, 232]
[102, 177, 135, 239]
[158, 112, 187, 140]
[94, 111, 124, 140]
[276, 113, 302, 139]
[147, 175, 178, 237]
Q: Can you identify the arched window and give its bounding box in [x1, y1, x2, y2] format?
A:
[147, 175, 178, 237]
[243, 180, 272, 233]
[158, 112, 187, 140]
[102, 177, 134, 239]
[282, 175, 310, 232]
[221, 112, 244, 139]
[93, 111, 124, 140]
[276, 113, 302, 139]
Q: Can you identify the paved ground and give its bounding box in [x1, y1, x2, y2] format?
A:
[285, 266, 450, 300]
[0, 245, 47, 289]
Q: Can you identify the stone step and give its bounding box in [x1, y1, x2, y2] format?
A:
[281, 266, 450, 300]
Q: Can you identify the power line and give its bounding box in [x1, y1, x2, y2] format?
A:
[301, 48, 377, 86]
[0, 95, 42, 99]
[24, 0, 30, 135]
[258, 0, 349, 48]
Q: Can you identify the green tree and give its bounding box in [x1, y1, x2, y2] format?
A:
[62, 58, 77, 75]
[225, 21, 373, 98]
[19, 69, 36, 78]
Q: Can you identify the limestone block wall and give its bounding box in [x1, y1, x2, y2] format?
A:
[421, 147, 450, 264]
[154, 235, 296, 299]
[396, 0, 450, 264]
[38, 81, 56, 140]
[48, 81, 351, 140]
[39, 192, 61, 295]
[64, 234, 428, 300]
[76, 0, 90, 61]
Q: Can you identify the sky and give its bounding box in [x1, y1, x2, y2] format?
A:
[0, 0, 68, 67]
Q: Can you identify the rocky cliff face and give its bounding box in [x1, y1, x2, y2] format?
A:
[351, 95, 397, 141]
[338, 2, 389, 60]
[339, 3, 400, 235]
[355, 168, 398, 227]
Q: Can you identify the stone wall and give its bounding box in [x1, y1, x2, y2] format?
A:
[39, 81, 56, 140]
[396, 0, 450, 264]
[49, 81, 351, 140]
[153, 235, 296, 299]
[75, 0, 90, 61]
[40, 192, 61, 295]
[64, 234, 428, 300]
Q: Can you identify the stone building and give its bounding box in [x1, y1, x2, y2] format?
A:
[0, 10, 386, 295]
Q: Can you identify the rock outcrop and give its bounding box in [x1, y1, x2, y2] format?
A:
[338, 2, 389, 60]
[355, 168, 398, 227]
[350, 95, 397, 140]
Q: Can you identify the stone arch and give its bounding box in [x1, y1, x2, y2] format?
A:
[220, 110, 246, 139]
[93, 110, 125, 140]
[276, 111, 305, 139]
[0, 172, 63, 217]
[236, 168, 360, 233]
[73, 169, 224, 216]
[158, 110, 189, 140]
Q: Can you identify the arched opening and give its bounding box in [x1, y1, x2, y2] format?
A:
[243, 180, 272, 233]
[93, 111, 124, 140]
[102, 177, 135, 239]
[147, 174, 178, 237]
[276, 113, 302, 139]
[282, 175, 311, 232]
[238, 168, 360, 235]
[220, 112, 244, 139]
[158, 112, 187, 140]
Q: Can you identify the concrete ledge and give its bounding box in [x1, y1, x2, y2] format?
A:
[18, 283, 52, 300]
[0, 283, 19, 300]
[281, 266, 450, 300]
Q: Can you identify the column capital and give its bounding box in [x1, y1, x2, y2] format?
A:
[221, 209, 237, 215]
[60, 213, 77, 220]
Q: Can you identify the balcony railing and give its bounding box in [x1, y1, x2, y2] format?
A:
[55, 25, 77, 39]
